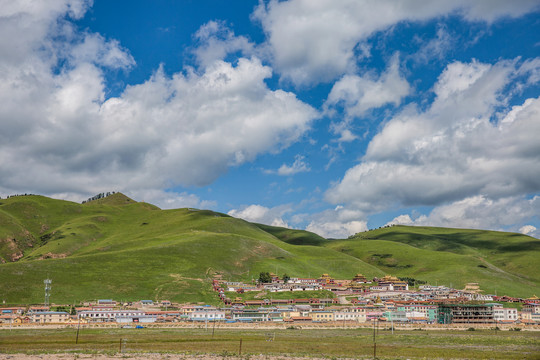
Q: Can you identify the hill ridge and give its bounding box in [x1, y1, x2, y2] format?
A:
[0, 194, 538, 303]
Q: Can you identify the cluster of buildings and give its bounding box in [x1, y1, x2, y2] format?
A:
[216, 274, 499, 304]
[0, 298, 537, 326]
[1, 274, 538, 326]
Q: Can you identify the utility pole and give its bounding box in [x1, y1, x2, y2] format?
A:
[372, 318, 377, 359]
[75, 315, 81, 344]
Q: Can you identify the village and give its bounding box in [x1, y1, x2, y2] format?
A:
[1, 273, 539, 328]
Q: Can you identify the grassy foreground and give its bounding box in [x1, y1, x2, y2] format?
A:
[0, 328, 539, 359]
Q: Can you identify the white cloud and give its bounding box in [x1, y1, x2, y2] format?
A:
[325, 54, 410, 119]
[383, 195, 540, 238]
[305, 206, 368, 238]
[385, 214, 414, 227]
[254, 0, 539, 85]
[192, 21, 255, 68]
[306, 219, 367, 239]
[519, 225, 537, 236]
[412, 25, 454, 64]
[228, 204, 291, 228]
[70, 33, 135, 69]
[336, 129, 357, 143]
[0, 5, 317, 198]
[266, 155, 311, 176]
[327, 59, 540, 212]
[125, 189, 216, 210]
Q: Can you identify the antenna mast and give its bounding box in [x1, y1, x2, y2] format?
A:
[44, 279, 52, 306]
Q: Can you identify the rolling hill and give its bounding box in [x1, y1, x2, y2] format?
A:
[0, 194, 538, 304]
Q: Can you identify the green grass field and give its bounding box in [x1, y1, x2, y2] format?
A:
[0, 327, 539, 359]
[0, 194, 539, 304]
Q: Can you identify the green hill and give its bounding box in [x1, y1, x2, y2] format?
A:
[0, 195, 538, 304]
[327, 225, 540, 297]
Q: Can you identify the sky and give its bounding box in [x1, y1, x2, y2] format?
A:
[1, 0, 540, 239]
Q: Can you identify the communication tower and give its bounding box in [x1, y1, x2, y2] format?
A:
[44, 278, 52, 306]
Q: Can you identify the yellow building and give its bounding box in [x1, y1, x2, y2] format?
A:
[31, 311, 70, 323]
[311, 311, 334, 322]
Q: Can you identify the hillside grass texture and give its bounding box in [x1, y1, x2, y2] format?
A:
[0, 194, 539, 304]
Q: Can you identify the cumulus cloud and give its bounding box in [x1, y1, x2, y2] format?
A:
[228, 204, 291, 228]
[254, 0, 539, 85]
[305, 206, 368, 238]
[385, 214, 414, 227]
[192, 20, 255, 68]
[0, 4, 317, 198]
[520, 225, 537, 236]
[125, 189, 216, 210]
[265, 155, 311, 176]
[325, 54, 411, 119]
[70, 33, 135, 69]
[383, 195, 540, 238]
[327, 58, 540, 212]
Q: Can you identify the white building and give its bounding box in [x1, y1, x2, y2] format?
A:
[189, 310, 226, 321]
[493, 304, 518, 322]
[334, 311, 366, 322]
[79, 310, 144, 322]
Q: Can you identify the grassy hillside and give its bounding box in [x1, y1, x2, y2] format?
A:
[0, 195, 538, 304]
[0, 194, 381, 304]
[327, 225, 540, 296]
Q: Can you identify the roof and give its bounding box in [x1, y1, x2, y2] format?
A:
[32, 311, 69, 315]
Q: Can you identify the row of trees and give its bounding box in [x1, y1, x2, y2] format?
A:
[258, 272, 290, 284]
[0, 193, 36, 199]
[82, 192, 116, 204]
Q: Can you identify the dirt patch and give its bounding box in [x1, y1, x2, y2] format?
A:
[169, 274, 205, 283]
[1, 238, 23, 262]
[39, 252, 68, 260]
[40, 223, 50, 234]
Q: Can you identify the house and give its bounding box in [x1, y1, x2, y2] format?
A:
[116, 315, 157, 324]
[438, 304, 497, 324]
[334, 310, 367, 322]
[0, 315, 15, 324]
[311, 311, 334, 322]
[13, 316, 31, 325]
[523, 302, 540, 314]
[383, 311, 409, 323]
[28, 306, 50, 313]
[521, 303, 540, 323]
[78, 310, 145, 322]
[492, 304, 518, 323]
[0, 307, 25, 315]
[31, 311, 70, 323]
[524, 296, 540, 304]
[377, 275, 409, 291]
[396, 304, 438, 323]
[352, 274, 368, 283]
[189, 310, 226, 322]
[232, 308, 270, 322]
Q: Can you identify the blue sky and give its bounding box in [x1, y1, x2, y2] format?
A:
[1, 0, 539, 238]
